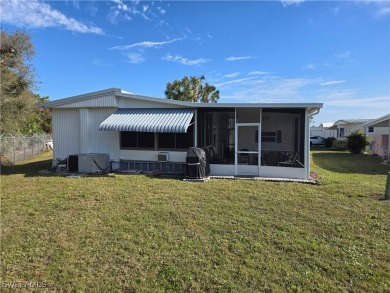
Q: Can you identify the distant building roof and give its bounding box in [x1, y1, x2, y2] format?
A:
[321, 122, 334, 128]
[334, 119, 373, 126]
[362, 114, 390, 128]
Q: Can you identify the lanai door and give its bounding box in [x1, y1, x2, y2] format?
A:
[235, 108, 261, 176]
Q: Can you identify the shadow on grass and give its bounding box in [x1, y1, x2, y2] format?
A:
[1, 159, 53, 177]
[1, 159, 186, 180]
[312, 151, 389, 175]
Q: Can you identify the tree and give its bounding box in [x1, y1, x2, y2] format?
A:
[347, 131, 368, 154]
[165, 75, 220, 103]
[0, 30, 37, 134]
[21, 95, 52, 135]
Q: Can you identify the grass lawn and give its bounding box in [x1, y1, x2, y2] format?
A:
[1, 149, 389, 292]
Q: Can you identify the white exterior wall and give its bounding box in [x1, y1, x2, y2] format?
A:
[58, 95, 117, 108]
[337, 123, 365, 138]
[210, 164, 306, 179]
[84, 108, 119, 159]
[51, 96, 188, 165]
[52, 109, 80, 161]
[120, 150, 186, 162]
[52, 108, 119, 164]
[310, 127, 336, 138]
[117, 97, 181, 108]
[367, 126, 389, 137]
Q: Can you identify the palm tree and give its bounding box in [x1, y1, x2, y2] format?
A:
[165, 75, 219, 103]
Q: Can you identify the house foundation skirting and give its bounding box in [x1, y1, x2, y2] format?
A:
[119, 160, 187, 173]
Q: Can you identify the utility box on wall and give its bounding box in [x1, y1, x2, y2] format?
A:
[68, 153, 109, 173]
[157, 152, 169, 162]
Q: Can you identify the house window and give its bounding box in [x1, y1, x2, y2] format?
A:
[368, 126, 374, 133]
[158, 133, 175, 149]
[255, 130, 282, 143]
[338, 128, 345, 138]
[120, 132, 155, 149]
[260, 131, 281, 143]
[158, 124, 194, 150]
[261, 132, 276, 142]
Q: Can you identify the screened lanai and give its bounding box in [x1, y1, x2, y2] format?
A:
[196, 107, 307, 177]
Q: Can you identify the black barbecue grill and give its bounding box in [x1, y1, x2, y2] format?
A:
[186, 147, 209, 179]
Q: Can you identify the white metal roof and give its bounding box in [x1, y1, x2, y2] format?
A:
[333, 119, 373, 126]
[99, 108, 194, 133]
[321, 122, 334, 128]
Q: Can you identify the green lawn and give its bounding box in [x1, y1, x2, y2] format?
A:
[1, 150, 389, 292]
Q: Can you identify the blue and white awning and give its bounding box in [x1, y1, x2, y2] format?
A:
[99, 108, 194, 133]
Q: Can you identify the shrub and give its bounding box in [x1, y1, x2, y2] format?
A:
[331, 140, 348, 151]
[347, 131, 368, 154]
[324, 137, 336, 148]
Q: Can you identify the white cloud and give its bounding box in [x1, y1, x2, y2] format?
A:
[72, 1, 80, 10]
[321, 80, 345, 86]
[108, 0, 163, 23]
[0, 0, 104, 35]
[335, 51, 351, 60]
[304, 63, 317, 70]
[225, 56, 257, 61]
[215, 77, 257, 88]
[162, 54, 210, 66]
[86, 3, 98, 17]
[92, 59, 113, 68]
[357, 1, 390, 18]
[281, 0, 305, 7]
[157, 7, 166, 14]
[248, 71, 269, 75]
[223, 72, 240, 78]
[376, 6, 390, 17]
[325, 95, 390, 108]
[125, 52, 146, 64]
[219, 76, 318, 103]
[110, 38, 181, 50]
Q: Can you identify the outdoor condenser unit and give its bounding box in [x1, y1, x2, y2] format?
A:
[69, 153, 109, 173]
[157, 152, 169, 162]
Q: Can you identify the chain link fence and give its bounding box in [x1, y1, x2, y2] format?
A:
[0, 134, 52, 165]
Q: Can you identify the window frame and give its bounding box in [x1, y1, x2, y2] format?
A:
[120, 131, 155, 150]
[157, 124, 194, 151]
[259, 131, 282, 143]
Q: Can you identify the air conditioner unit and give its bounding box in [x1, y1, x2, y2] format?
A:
[158, 152, 169, 162]
[77, 153, 109, 173]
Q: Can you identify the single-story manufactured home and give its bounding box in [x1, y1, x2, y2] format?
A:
[42, 88, 323, 180]
[330, 119, 373, 139]
[363, 114, 390, 160]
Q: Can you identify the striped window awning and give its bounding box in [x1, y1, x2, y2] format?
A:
[99, 108, 194, 133]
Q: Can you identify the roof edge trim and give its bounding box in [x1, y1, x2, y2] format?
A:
[40, 88, 121, 108]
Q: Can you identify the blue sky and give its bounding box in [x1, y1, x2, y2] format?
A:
[1, 0, 389, 125]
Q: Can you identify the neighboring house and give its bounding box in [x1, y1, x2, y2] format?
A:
[310, 122, 336, 138]
[41, 88, 323, 180]
[363, 114, 390, 159]
[331, 119, 373, 139]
